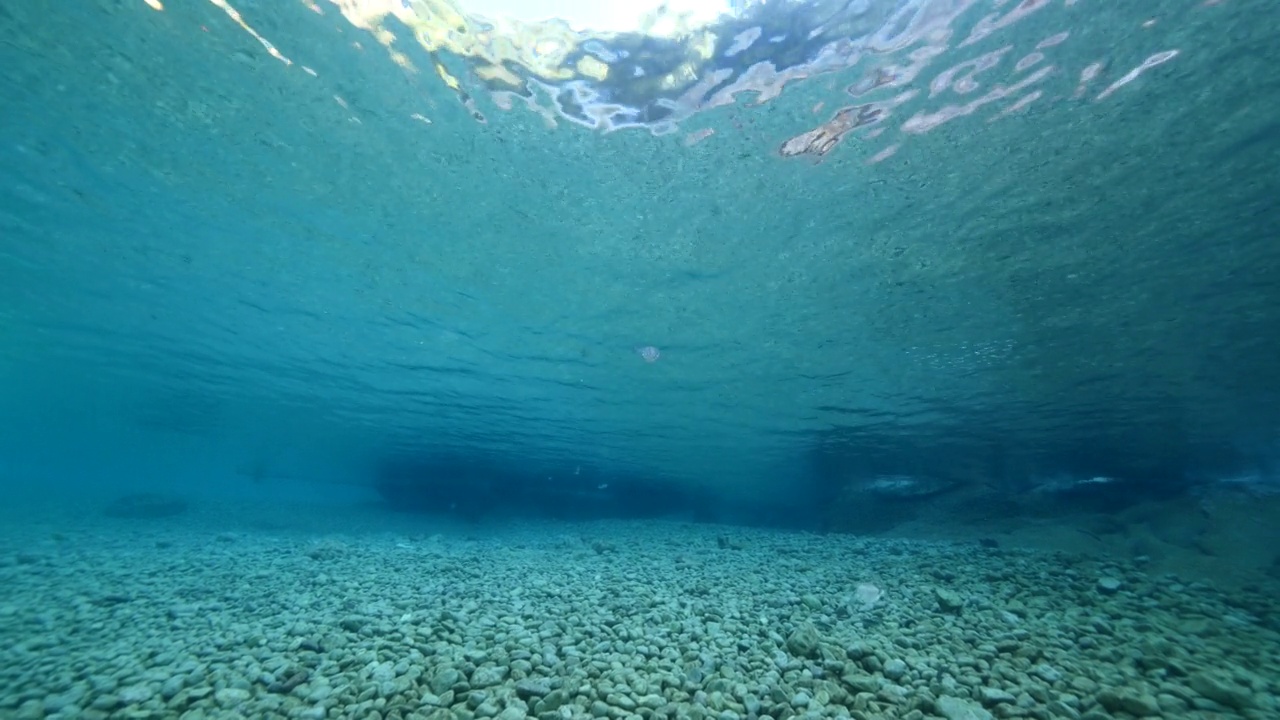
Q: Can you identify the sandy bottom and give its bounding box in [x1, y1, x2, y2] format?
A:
[0, 499, 1276, 720]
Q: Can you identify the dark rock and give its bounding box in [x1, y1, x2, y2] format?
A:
[1189, 671, 1256, 710]
[515, 678, 552, 699]
[339, 616, 369, 633]
[268, 670, 309, 694]
[786, 622, 822, 658]
[934, 587, 965, 614]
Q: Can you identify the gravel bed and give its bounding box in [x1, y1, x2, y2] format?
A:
[0, 517, 1276, 720]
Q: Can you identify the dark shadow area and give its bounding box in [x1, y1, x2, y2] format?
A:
[369, 451, 837, 530]
[102, 492, 189, 520]
[804, 428, 1251, 535]
[371, 453, 716, 523]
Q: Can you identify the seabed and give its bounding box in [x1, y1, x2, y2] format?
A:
[1, 498, 1275, 720]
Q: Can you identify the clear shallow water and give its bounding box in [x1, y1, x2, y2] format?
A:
[1, 6, 1278, 518]
[2, 3, 1280, 717]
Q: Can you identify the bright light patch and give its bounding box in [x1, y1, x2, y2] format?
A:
[461, 0, 735, 34]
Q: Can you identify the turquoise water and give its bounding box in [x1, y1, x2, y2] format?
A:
[1, 1, 1279, 717]
[3, 1, 1278, 501]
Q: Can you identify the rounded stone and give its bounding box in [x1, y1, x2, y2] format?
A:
[215, 687, 252, 707]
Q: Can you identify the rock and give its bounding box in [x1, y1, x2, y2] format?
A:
[339, 616, 368, 632]
[1189, 671, 1255, 710]
[1045, 699, 1080, 719]
[535, 688, 571, 713]
[496, 706, 526, 720]
[42, 692, 82, 715]
[1155, 692, 1189, 714]
[1120, 693, 1161, 717]
[471, 665, 509, 687]
[89, 694, 123, 711]
[430, 667, 464, 695]
[214, 687, 251, 707]
[267, 670, 309, 694]
[118, 684, 154, 705]
[883, 659, 908, 680]
[160, 675, 186, 700]
[606, 692, 637, 710]
[934, 587, 965, 613]
[978, 687, 1016, 706]
[1101, 688, 1161, 717]
[515, 678, 552, 700]
[1095, 578, 1122, 594]
[382, 660, 406, 684]
[845, 641, 873, 660]
[841, 673, 879, 694]
[786, 622, 822, 658]
[1032, 664, 1063, 683]
[936, 695, 994, 720]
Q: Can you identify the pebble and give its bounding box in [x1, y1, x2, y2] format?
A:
[495, 706, 526, 720]
[470, 665, 509, 687]
[937, 695, 993, 720]
[1032, 664, 1063, 683]
[430, 667, 463, 695]
[160, 675, 185, 700]
[214, 687, 251, 707]
[0, 518, 1275, 720]
[514, 678, 552, 699]
[934, 587, 965, 612]
[1189, 671, 1256, 710]
[117, 684, 154, 705]
[979, 687, 1016, 705]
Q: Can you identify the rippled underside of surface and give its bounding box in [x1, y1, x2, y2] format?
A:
[0, 0, 1278, 500]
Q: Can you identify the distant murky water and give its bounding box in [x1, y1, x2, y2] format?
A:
[1, 0, 1278, 496]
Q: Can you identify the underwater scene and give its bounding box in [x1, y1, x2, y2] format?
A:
[1, 0, 1278, 718]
